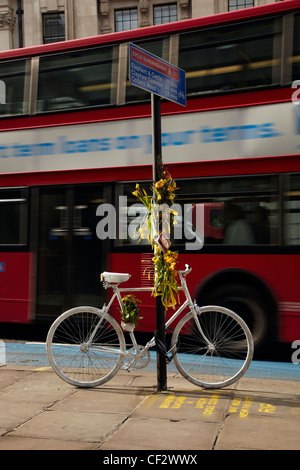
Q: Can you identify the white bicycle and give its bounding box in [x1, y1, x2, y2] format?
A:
[46, 265, 254, 389]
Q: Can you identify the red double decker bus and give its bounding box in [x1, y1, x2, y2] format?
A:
[0, 1, 299, 355]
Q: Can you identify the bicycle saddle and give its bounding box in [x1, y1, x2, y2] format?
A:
[101, 271, 131, 283]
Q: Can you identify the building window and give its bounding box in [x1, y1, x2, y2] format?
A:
[42, 12, 65, 44]
[115, 8, 138, 32]
[228, 0, 254, 11]
[154, 3, 178, 25]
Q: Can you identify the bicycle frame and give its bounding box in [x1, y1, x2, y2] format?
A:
[87, 265, 212, 371]
[46, 263, 254, 388]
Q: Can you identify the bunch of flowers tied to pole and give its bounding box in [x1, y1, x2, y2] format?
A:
[132, 171, 180, 310]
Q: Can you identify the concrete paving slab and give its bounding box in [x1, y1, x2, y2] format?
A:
[100, 417, 219, 450]
[234, 377, 300, 420]
[0, 428, 6, 437]
[0, 401, 46, 430]
[0, 369, 32, 389]
[0, 435, 97, 450]
[227, 394, 290, 420]
[132, 389, 232, 422]
[99, 371, 143, 388]
[0, 371, 74, 405]
[0, 364, 299, 451]
[215, 415, 300, 450]
[51, 387, 149, 414]
[237, 377, 300, 395]
[9, 409, 127, 443]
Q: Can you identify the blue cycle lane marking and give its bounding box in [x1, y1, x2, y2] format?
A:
[1, 341, 300, 382]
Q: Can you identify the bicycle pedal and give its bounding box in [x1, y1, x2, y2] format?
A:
[123, 364, 132, 372]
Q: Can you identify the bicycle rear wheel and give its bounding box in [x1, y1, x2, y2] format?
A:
[171, 305, 253, 389]
[46, 306, 125, 387]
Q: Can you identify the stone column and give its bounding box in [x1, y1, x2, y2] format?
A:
[99, 0, 111, 34]
[65, 0, 74, 40]
[0, 5, 16, 51]
[179, 0, 190, 20]
[139, 0, 150, 27]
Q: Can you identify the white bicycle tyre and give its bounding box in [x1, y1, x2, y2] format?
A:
[46, 306, 125, 387]
[171, 305, 254, 389]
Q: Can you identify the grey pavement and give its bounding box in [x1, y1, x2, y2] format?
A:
[0, 364, 299, 451]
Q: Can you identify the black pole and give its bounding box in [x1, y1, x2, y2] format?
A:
[151, 93, 167, 392]
[16, 0, 24, 48]
[152, 94, 162, 185]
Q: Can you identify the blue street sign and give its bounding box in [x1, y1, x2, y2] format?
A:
[129, 43, 186, 107]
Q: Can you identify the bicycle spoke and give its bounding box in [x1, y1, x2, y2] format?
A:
[46, 307, 125, 387]
[172, 306, 253, 388]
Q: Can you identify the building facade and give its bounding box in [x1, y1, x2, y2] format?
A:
[0, 0, 280, 51]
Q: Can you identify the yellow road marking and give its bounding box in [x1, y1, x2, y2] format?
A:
[155, 393, 278, 418]
[160, 394, 176, 408]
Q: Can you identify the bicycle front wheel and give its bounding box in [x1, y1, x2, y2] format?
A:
[46, 306, 125, 387]
[171, 305, 253, 389]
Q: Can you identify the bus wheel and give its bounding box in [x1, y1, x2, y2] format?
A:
[200, 284, 271, 356]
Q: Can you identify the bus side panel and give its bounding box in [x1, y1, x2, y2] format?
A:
[183, 253, 300, 344]
[0, 252, 32, 323]
[109, 252, 300, 343]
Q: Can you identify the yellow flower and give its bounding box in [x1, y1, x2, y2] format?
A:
[167, 181, 176, 192]
[155, 179, 166, 190]
[132, 174, 179, 311]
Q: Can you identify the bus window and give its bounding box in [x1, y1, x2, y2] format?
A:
[0, 59, 27, 116]
[115, 182, 151, 247]
[116, 176, 279, 248]
[292, 13, 300, 81]
[37, 46, 115, 112]
[178, 17, 281, 97]
[285, 174, 300, 246]
[175, 175, 279, 246]
[0, 189, 27, 245]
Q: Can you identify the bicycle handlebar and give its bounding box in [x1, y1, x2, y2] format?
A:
[180, 264, 192, 276]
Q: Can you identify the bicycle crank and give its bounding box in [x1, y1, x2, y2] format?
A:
[125, 345, 150, 370]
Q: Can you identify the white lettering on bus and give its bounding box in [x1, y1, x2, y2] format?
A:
[0, 122, 282, 160]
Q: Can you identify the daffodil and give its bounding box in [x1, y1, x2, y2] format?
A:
[155, 179, 166, 190]
[132, 168, 180, 310]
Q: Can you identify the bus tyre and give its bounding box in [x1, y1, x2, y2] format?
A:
[201, 284, 270, 356]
